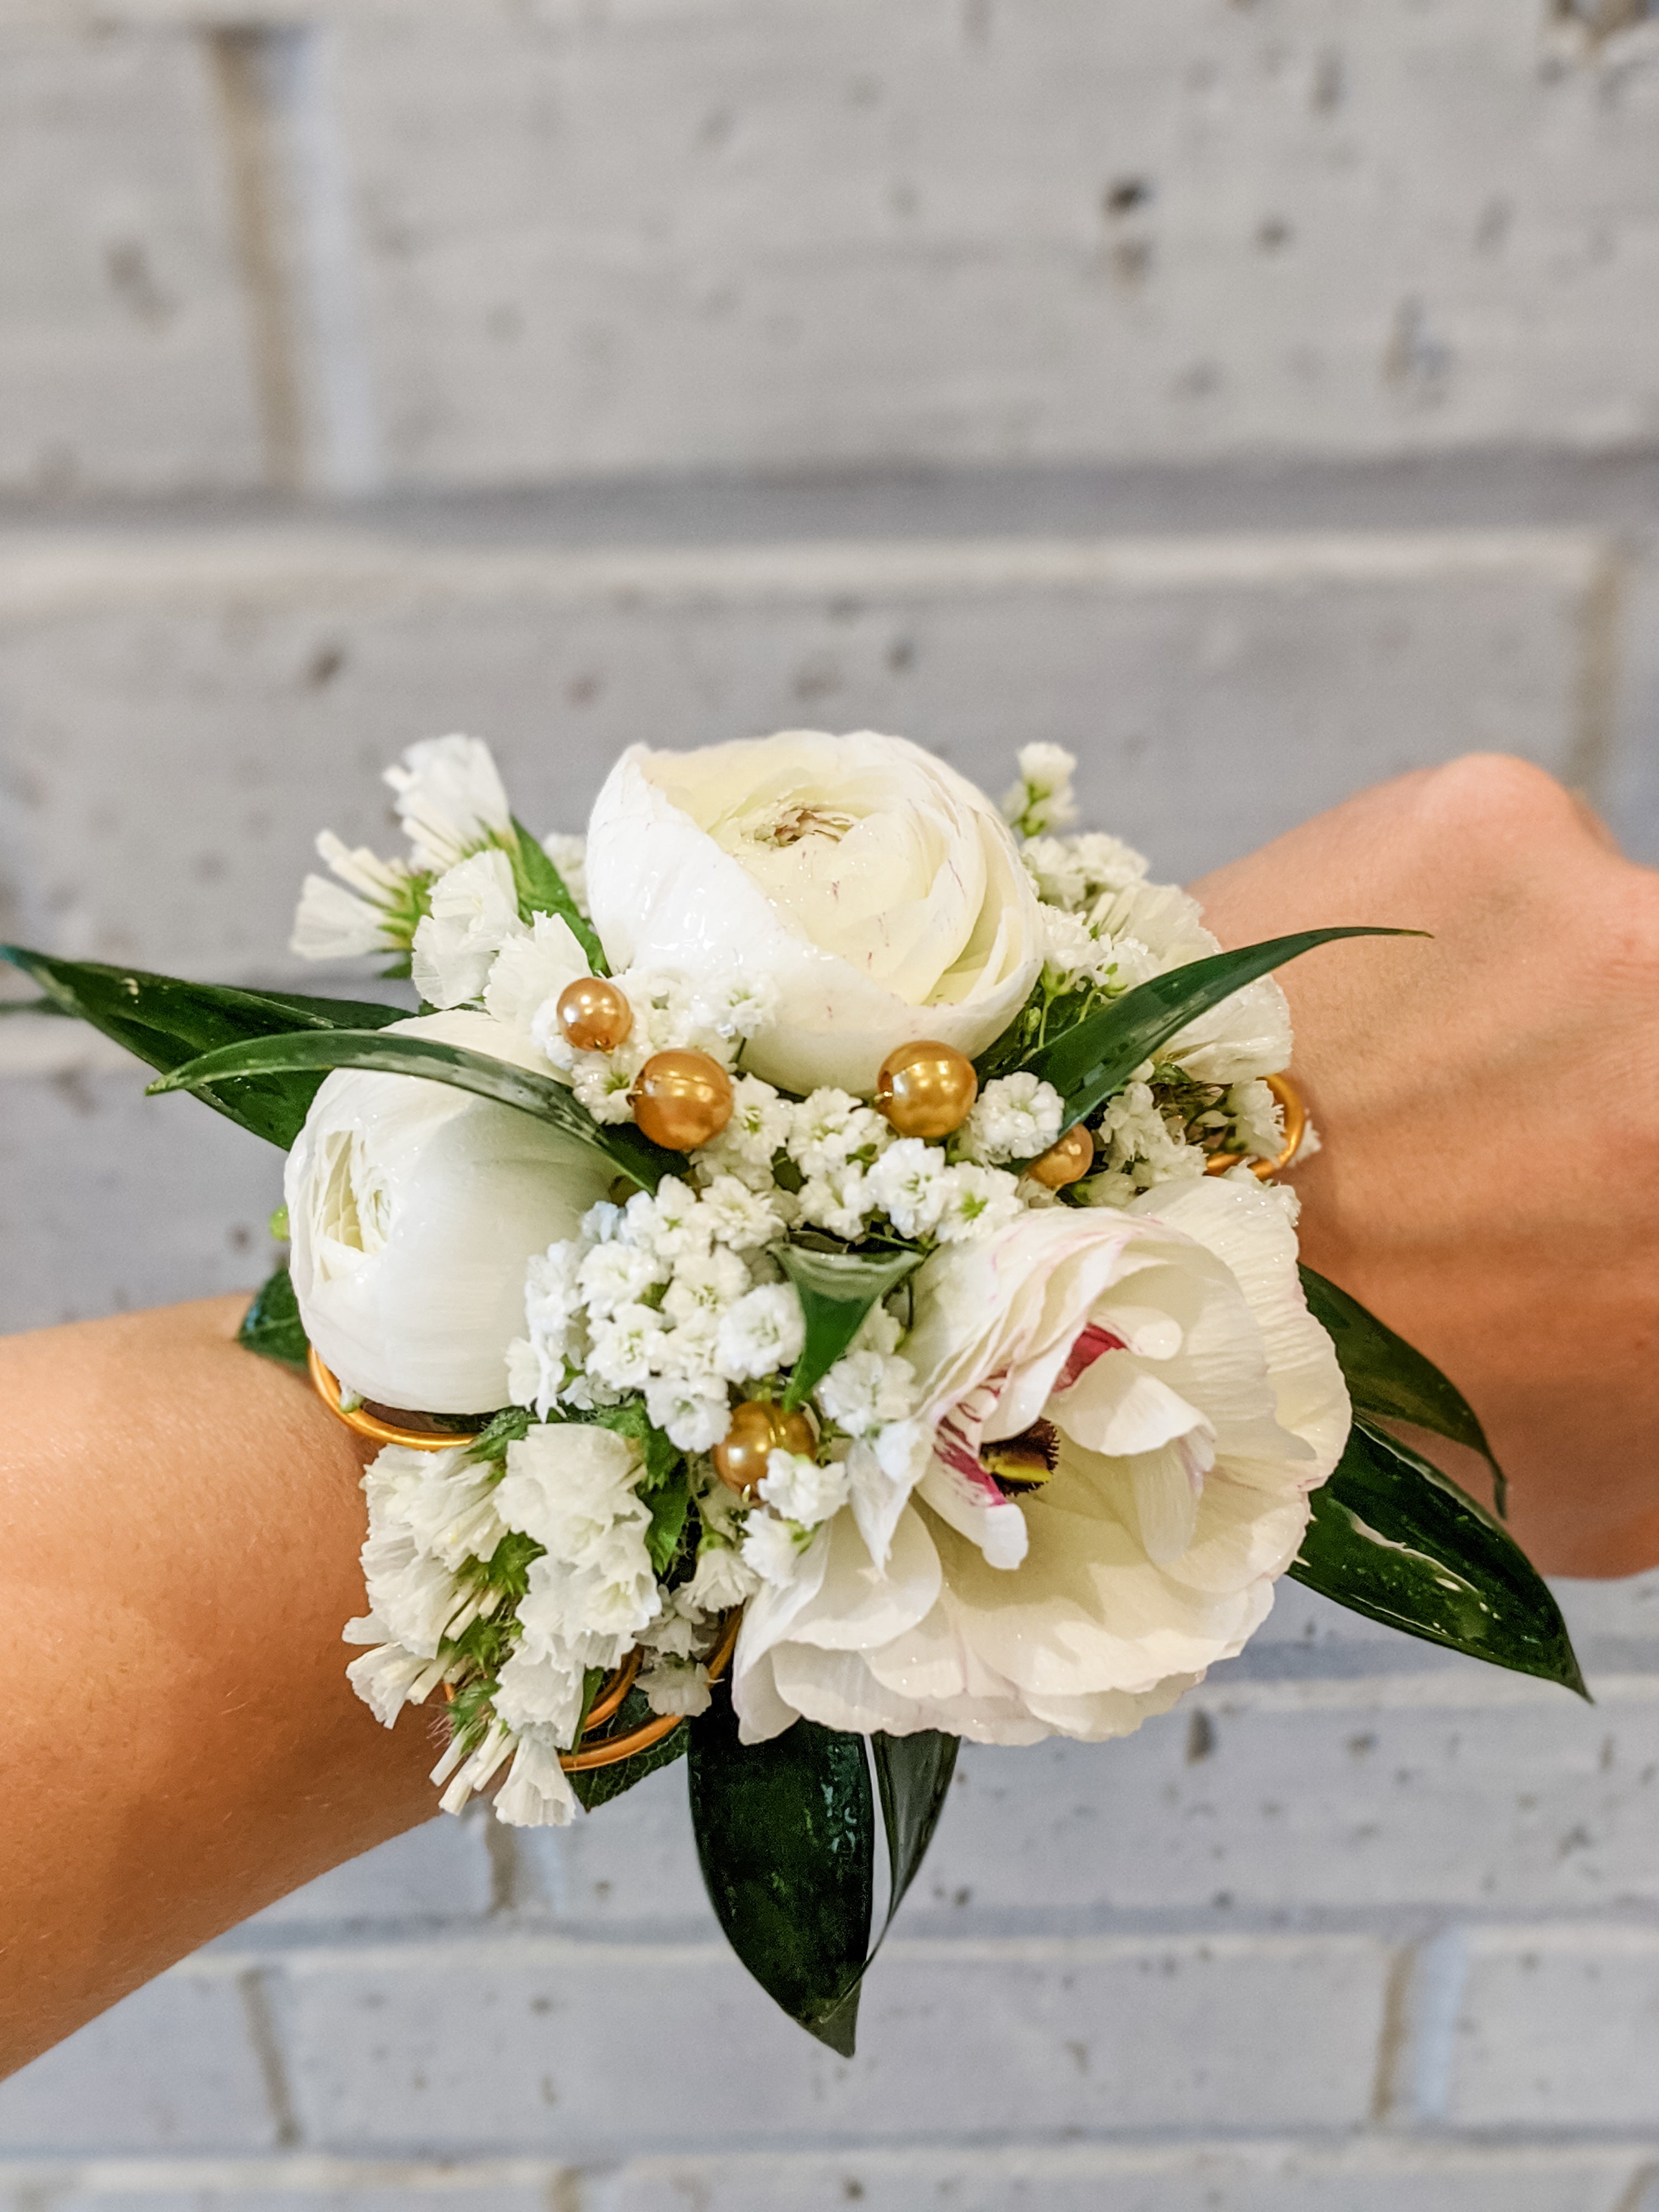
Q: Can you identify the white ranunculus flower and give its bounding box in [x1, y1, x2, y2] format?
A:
[584, 731, 1044, 1094]
[285, 1009, 612, 1413]
[731, 1176, 1347, 1747]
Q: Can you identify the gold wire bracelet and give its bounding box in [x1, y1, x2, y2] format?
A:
[1204, 1069, 1307, 1181]
[308, 1345, 482, 1453]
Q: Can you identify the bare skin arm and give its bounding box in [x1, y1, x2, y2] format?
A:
[0, 1295, 438, 2075]
[1192, 752, 1659, 1579]
[4, 750, 1654, 2075]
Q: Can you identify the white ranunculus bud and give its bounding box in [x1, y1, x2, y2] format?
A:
[583, 731, 1044, 1094]
[284, 1009, 613, 1413]
[731, 1176, 1348, 1749]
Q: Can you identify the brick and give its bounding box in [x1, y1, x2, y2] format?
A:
[282, 1931, 1389, 2154]
[0, 1065, 280, 1334]
[244, 1815, 494, 1932]
[593, 2141, 1650, 2212]
[0, 2159, 566, 2210]
[312, 1, 1659, 483]
[913, 1675, 1659, 1919]
[0, 24, 262, 494]
[535, 1757, 718, 1936]
[0, 526, 1608, 976]
[0, 1970, 276, 2153]
[1444, 1925, 1659, 2128]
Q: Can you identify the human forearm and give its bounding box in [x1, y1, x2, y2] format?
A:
[0, 1296, 438, 2075]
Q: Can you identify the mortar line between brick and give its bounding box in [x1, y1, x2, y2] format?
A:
[235, 1965, 302, 2149]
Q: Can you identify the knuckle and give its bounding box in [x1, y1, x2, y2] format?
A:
[1417, 752, 1580, 849]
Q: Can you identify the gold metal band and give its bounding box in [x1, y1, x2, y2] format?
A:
[308, 1345, 482, 1453]
[1204, 1069, 1307, 1181]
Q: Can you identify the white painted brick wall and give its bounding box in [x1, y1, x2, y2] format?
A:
[5, 5, 1659, 2205]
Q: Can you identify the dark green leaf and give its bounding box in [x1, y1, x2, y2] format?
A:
[1, 944, 404, 1149]
[1025, 928, 1423, 1137]
[507, 816, 608, 974]
[641, 1470, 692, 1577]
[235, 1265, 309, 1372]
[778, 1244, 926, 1412]
[1289, 1418, 1585, 1697]
[872, 1730, 958, 1929]
[464, 1407, 535, 1466]
[146, 1027, 674, 1190]
[1301, 1265, 1508, 1517]
[571, 1690, 688, 1811]
[587, 1396, 681, 1487]
[689, 1684, 874, 2053]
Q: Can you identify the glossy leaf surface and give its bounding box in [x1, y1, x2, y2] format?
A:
[236, 1266, 309, 1372]
[1025, 928, 1419, 1135]
[1, 944, 404, 1148]
[569, 1691, 687, 1812]
[778, 1244, 925, 1410]
[149, 1027, 674, 1190]
[508, 816, 607, 973]
[689, 1687, 875, 2054]
[1301, 1265, 1508, 1515]
[872, 1730, 958, 1926]
[1290, 1418, 1585, 1696]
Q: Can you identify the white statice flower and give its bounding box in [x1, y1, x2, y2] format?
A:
[1020, 830, 1149, 913]
[587, 1302, 668, 1390]
[618, 1177, 708, 1266]
[816, 1349, 918, 1437]
[662, 1243, 751, 1326]
[1227, 1078, 1285, 1165]
[1002, 742, 1078, 839]
[386, 733, 514, 874]
[787, 1088, 892, 1180]
[639, 1655, 714, 1718]
[344, 1637, 450, 1728]
[412, 848, 524, 1008]
[483, 911, 590, 1038]
[291, 831, 424, 961]
[699, 1174, 787, 1252]
[759, 1448, 852, 1529]
[797, 1162, 874, 1242]
[571, 1053, 641, 1125]
[866, 1138, 950, 1239]
[960, 1072, 1065, 1165]
[522, 1539, 662, 1651]
[1088, 876, 1291, 1086]
[686, 1537, 761, 1612]
[494, 1421, 650, 1570]
[694, 1074, 793, 1184]
[493, 1729, 579, 1828]
[644, 1373, 733, 1452]
[741, 1509, 816, 1588]
[579, 1238, 669, 1320]
[934, 1163, 1025, 1245]
[435, 1718, 518, 1814]
[1040, 904, 1122, 991]
[493, 1646, 586, 1745]
[715, 1283, 806, 1383]
[363, 1442, 506, 1572]
[540, 831, 589, 916]
[1082, 1080, 1207, 1207]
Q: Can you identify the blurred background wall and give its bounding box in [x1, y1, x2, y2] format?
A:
[4, 2, 1659, 2205]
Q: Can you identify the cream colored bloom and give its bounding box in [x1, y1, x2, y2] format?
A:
[285, 1009, 613, 1412]
[732, 1177, 1347, 1747]
[584, 731, 1043, 1093]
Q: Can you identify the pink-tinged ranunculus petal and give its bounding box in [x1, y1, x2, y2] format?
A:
[732, 1176, 1348, 1748]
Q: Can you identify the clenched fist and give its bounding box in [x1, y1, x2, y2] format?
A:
[1192, 753, 1659, 1579]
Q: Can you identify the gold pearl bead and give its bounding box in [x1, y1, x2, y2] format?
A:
[556, 975, 633, 1054]
[873, 1040, 979, 1140]
[713, 1398, 819, 1496]
[631, 1049, 734, 1151]
[1026, 1122, 1095, 1189]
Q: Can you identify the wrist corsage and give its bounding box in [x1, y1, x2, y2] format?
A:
[4, 728, 1582, 2053]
